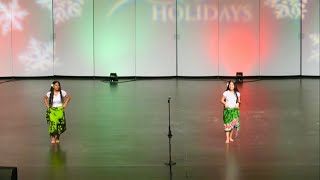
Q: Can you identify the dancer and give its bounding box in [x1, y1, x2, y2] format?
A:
[221, 80, 240, 143]
[44, 81, 71, 144]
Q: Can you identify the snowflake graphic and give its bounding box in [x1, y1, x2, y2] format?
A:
[19, 38, 57, 74]
[37, 0, 84, 24]
[265, 0, 308, 20]
[0, 0, 28, 35]
[309, 33, 319, 62]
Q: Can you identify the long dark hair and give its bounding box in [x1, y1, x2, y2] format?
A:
[226, 80, 240, 103]
[49, 80, 64, 107]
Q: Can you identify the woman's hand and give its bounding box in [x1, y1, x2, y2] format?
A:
[62, 95, 71, 109]
[44, 96, 49, 109]
[235, 103, 240, 109]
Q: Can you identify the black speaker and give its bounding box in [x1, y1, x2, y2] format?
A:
[110, 73, 118, 82]
[236, 72, 243, 83]
[0, 167, 18, 180]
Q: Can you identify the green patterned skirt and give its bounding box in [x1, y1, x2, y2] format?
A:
[223, 108, 240, 132]
[46, 106, 66, 136]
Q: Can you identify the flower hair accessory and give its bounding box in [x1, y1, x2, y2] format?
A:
[51, 84, 54, 87]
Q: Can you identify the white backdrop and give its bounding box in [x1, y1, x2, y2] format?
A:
[0, 0, 318, 77]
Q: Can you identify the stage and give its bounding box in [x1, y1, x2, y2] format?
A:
[0, 78, 319, 180]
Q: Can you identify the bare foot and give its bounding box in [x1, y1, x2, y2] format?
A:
[51, 138, 55, 144]
[55, 139, 60, 144]
[225, 140, 230, 143]
[230, 138, 234, 142]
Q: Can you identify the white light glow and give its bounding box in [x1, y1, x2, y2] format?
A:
[0, 0, 28, 35]
[19, 38, 58, 74]
[264, 0, 308, 20]
[309, 33, 319, 62]
[37, 0, 84, 24]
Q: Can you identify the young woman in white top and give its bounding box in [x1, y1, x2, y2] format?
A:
[44, 81, 71, 144]
[221, 80, 240, 143]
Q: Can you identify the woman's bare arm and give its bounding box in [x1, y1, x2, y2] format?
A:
[44, 96, 49, 108]
[63, 95, 71, 108]
[221, 96, 227, 108]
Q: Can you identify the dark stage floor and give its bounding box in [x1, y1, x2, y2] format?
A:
[0, 78, 319, 180]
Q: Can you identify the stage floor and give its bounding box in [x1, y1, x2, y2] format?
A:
[0, 78, 319, 180]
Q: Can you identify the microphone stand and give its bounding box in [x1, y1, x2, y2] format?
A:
[165, 97, 176, 166]
[169, 163, 173, 180]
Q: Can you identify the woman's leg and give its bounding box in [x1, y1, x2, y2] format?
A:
[225, 132, 230, 143]
[51, 136, 55, 144]
[55, 135, 60, 143]
[229, 130, 234, 142]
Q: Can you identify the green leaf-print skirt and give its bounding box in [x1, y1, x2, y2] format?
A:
[223, 108, 240, 132]
[46, 106, 66, 136]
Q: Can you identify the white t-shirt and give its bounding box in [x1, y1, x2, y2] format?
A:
[223, 90, 240, 108]
[46, 90, 67, 107]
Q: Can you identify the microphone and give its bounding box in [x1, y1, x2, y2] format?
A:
[168, 96, 171, 103]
